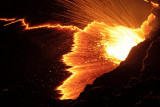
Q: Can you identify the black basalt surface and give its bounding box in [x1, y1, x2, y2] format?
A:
[66, 28, 160, 107]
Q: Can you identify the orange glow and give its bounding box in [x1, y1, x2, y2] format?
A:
[0, 0, 157, 101]
[57, 13, 155, 100]
[104, 26, 144, 62]
[144, 0, 149, 2]
[0, 18, 79, 31]
[104, 14, 155, 63]
[56, 0, 156, 100]
[0, 18, 16, 21]
[151, 1, 159, 8]
[57, 21, 120, 99]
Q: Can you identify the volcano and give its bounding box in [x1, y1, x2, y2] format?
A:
[0, 0, 160, 107]
[65, 26, 160, 107]
[56, 6, 160, 106]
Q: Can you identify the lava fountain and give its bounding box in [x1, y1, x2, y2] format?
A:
[57, 0, 157, 100]
[0, 0, 158, 101]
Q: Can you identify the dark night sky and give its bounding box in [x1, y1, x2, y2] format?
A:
[0, 0, 74, 106]
[0, 0, 74, 25]
[1, 0, 160, 107]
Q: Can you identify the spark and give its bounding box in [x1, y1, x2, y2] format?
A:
[151, 1, 159, 8]
[0, 0, 158, 100]
[56, 0, 157, 100]
[57, 13, 155, 100]
[144, 0, 149, 2]
[144, 0, 159, 8]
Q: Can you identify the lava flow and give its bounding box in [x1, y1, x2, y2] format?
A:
[0, 0, 158, 101]
[57, 0, 157, 100]
[57, 13, 155, 100]
[0, 18, 79, 31]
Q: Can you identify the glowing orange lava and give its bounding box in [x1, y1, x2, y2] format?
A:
[0, 0, 158, 101]
[0, 18, 16, 21]
[56, 0, 157, 100]
[151, 1, 159, 8]
[104, 13, 156, 63]
[57, 13, 155, 100]
[0, 18, 79, 31]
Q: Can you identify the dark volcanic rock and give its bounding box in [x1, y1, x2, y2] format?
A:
[142, 34, 160, 78]
[67, 28, 160, 107]
[109, 78, 160, 107]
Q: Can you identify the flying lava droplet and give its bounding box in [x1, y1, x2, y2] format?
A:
[0, 0, 158, 100]
[56, 0, 157, 100]
[57, 13, 156, 100]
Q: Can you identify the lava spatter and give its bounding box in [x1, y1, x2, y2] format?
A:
[0, 0, 158, 100]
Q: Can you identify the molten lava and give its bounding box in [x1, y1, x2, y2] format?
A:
[151, 1, 159, 8]
[56, 0, 157, 100]
[105, 13, 155, 63]
[0, 18, 79, 31]
[104, 26, 144, 62]
[0, 0, 158, 101]
[57, 13, 155, 100]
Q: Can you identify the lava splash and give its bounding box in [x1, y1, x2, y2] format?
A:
[56, 0, 157, 100]
[57, 13, 155, 100]
[0, 0, 158, 101]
